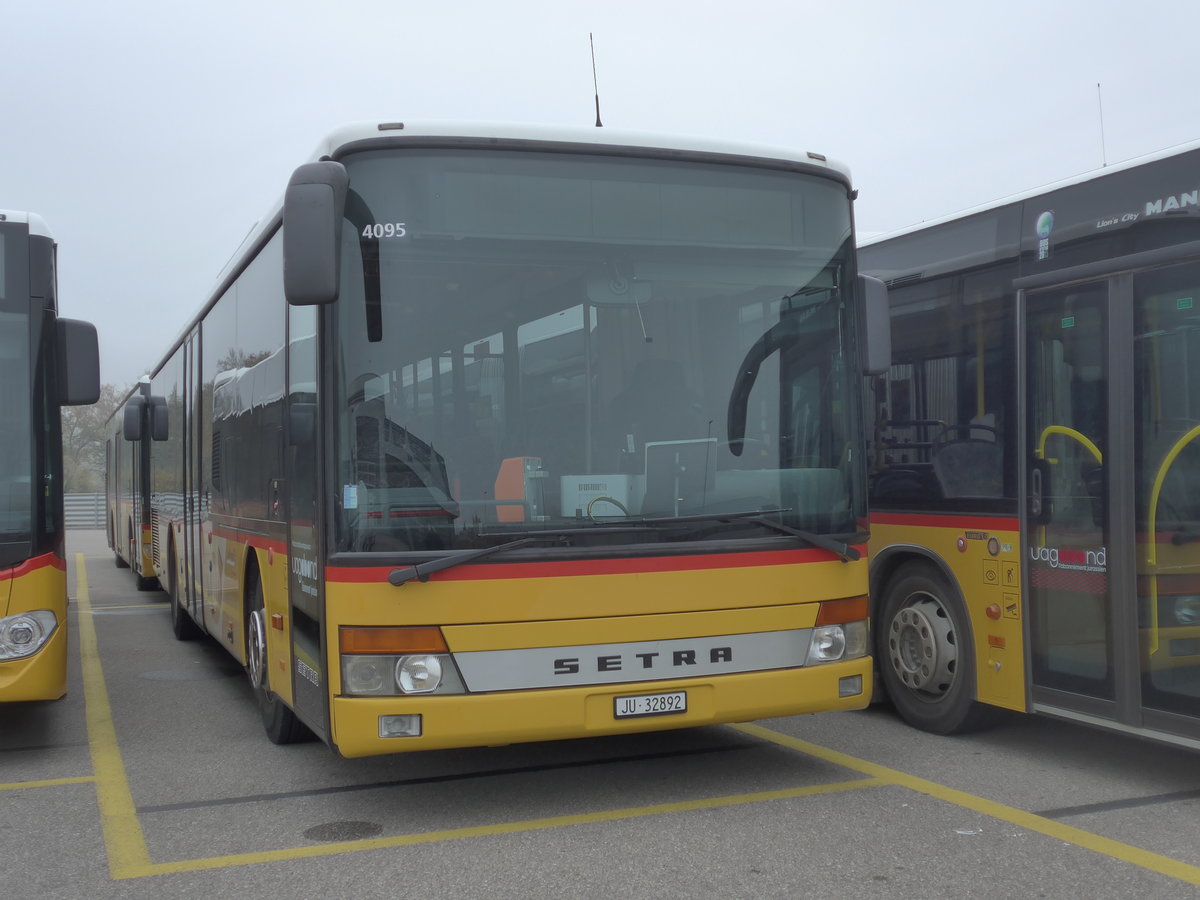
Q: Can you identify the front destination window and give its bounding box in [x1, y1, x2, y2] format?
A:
[332, 149, 863, 553]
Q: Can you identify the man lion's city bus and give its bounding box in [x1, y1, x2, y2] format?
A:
[1, 210, 100, 702]
[109, 122, 889, 757]
[862, 140, 1200, 748]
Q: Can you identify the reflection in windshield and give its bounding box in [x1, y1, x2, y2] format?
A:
[332, 149, 863, 553]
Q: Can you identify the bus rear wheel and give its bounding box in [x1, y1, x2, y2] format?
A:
[168, 545, 201, 641]
[877, 562, 991, 734]
[246, 571, 309, 744]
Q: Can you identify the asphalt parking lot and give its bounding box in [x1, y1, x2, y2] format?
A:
[3, 530, 1200, 899]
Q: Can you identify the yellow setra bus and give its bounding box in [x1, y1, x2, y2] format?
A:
[109, 122, 889, 757]
[0, 210, 99, 702]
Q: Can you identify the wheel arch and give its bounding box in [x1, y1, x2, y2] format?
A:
[870, 543, 979, 695]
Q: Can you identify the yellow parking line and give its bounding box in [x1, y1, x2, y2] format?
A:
[75, 553, 154, 879]
[0, 776, 95, 791]
[122, 777, 883, 878]
[75, 544, 1196, 886]
[735, 722, 1200, 888]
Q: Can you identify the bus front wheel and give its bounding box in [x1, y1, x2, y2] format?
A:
[876, 562, 990, 734]
[246, 571, 309, 745]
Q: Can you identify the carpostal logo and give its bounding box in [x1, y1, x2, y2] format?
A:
[1030, 545, 1107, 572]
[1035, 211, 1054, 260]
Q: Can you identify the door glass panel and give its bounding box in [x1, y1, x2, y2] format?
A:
[1026, 282, 1113, 699]
[1134, 261, 1200, 717]
[286, 302, 327, 739]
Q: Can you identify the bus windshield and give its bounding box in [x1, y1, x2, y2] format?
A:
[0, 304, 34, 565]
[332, 148, 862, 553]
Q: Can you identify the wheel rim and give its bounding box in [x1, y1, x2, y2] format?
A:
[248, 608, 268, 691]
[887, 593, 957, 698]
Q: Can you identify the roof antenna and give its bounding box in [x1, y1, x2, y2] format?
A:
[590, 33, 603, 127]
[1097, 82, 1108, 168]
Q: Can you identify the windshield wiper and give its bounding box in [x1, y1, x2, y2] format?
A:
[737, 517, 861, 562]
[387, 511, 861, 585]
[600, 508, 861, 561]
[389, 537, 540, 586]
[666, 512, 861, 561]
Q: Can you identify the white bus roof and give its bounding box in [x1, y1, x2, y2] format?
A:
[0, 209, 52, 239]
[862, 137, 1200, 247]
[313, 120, 849, 178]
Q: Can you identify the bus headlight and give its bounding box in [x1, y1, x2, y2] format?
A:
[344, 656, 391, 695]
[339, 625, 466, 696]
[0, 610, 58, 660]
[808, 626, 846, 663]
[806, 621, 869, 665]
[396, 655, 442, 693]
[341, 653, 464, 695]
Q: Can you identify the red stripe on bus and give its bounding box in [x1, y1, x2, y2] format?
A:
[870, 512, 1019, 532]
[208, 524, 288, 557]
[327, 545, 862, 584]
[0, 552, 66, 582]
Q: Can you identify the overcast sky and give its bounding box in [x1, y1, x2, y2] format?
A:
[7, 0, 1200, 388]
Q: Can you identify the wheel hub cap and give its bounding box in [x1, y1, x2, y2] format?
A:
[248, 609, 267, 690]
[887, 596, 957, 695]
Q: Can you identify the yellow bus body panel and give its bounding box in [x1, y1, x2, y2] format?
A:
[330, 659, 870, 757]
[871, 518, 1025, 712]
[321, 554, 870, 757]
[0, 559, 68, 702]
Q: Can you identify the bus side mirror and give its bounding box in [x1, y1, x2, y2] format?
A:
[858, 274, 891, 376]
[57, 318, 100, 406]
[284, 161, 349, 306]
[123, 397, 145, 441]
[150, 396, 169, 442]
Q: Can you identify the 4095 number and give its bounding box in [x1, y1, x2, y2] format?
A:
[362, 222, 407, 239]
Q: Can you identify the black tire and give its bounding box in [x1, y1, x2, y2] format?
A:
[876, 562, 994, 735]
[114, 552, 129, 569]
[246, 569, 309, 744]
[168, 545, 202, 641]
[128, 525, 157, 590]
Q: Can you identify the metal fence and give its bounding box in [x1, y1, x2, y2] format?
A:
[65, 493, 106, 530]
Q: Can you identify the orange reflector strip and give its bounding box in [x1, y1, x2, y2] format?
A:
[988, 635, 1007, 649]
[339, 626, 448, 654]
[815, 595, 869, 626]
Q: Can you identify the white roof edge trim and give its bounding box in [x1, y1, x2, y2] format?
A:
[0, 209, 53, 239]
[312, 120, 849, 178]
[861, 136, 1200, 248]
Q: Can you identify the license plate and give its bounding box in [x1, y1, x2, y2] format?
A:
[614, 691, 687, 719]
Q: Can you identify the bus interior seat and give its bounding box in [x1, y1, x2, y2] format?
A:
[871, 467, 940, 499]
[932, 423, 1003, 499]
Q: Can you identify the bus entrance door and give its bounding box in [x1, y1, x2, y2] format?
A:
[1024, 259, 1200, 742]
[284, 304, 329, 742]
[1023, 279, 1117, 717]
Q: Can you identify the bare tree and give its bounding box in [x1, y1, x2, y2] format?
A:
[61, 383, 128, 492]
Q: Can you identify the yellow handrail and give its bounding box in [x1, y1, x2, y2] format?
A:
[1033, 425, 1103, 547]
[1036, 425, 1103, 465]
[1145, 423, 1200, 657]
